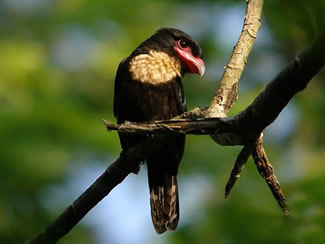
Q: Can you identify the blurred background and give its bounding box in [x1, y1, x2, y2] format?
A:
[0, 0, 325, 243]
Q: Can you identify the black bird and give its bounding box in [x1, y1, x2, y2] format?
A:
[113, 28, 204, 234]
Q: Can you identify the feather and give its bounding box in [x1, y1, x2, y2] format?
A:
[113, 28, 203, 233]
[149, 174, 180, 234]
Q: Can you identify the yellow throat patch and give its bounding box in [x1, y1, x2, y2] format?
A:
[129, 50, 182, 84]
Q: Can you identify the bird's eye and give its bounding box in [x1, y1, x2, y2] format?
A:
[178, 40, 189, 49]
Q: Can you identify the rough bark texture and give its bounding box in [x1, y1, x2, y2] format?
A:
[206, 0, 263, 117]
[252, 135, 289, 216]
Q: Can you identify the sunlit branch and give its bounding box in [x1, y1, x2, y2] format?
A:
[206, 0, 264, 117]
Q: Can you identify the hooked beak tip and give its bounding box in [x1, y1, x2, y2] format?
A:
[198, 64, 205, 77]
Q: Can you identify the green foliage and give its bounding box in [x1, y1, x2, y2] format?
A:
[0, 0, 324, 243]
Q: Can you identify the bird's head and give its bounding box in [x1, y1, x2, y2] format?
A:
[131, 28, 205, 80]
[150, 28, 205, 77]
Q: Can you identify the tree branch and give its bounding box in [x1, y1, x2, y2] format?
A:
[234, 31, 325, 136]
[225, 142, 256, 198]
[31, 136, 168, 244]
[252, 134, 289, 216]
[206, 0, 263, 117]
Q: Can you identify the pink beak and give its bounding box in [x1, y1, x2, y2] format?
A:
[173, 46, 205, 76]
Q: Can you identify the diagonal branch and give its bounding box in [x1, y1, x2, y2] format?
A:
[206, 0, 263, 118]
[224, 142, 256, 198]
[31, 136, 168, 244]
[234, 31, 325, 137]
[252, 134, 289, 216]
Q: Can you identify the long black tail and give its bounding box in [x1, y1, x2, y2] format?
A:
[148, 172, 180, 234]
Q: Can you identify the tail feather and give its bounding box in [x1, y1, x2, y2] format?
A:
[149, 175, 179, 234]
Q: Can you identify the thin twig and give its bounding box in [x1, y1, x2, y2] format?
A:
[225, 142, 256, 198]
[252, 134, 289, 216]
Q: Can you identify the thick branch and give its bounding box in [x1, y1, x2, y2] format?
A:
[234, 31, 325, 136]
[31, 137, 168, 244]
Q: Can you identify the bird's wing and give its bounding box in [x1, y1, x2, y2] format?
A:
[113, 58, 128, 121]
[175, 77, 187, 114]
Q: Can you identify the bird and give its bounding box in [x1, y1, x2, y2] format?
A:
[113, 28, 204, 234]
